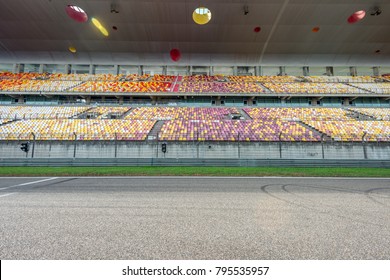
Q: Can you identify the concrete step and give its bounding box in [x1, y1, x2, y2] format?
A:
[299, 121, 332, 141]
[237, 108, 252, 120]
[121, 107, 136, 119]
[344, 108, 376, 120]
[147, 120, 165, 140]
[0, 119, 17, 126]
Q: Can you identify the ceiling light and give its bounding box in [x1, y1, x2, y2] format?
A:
[193, 7, 212, 25]
[68, 46, 77, 53]
[91, 18, 109, 37]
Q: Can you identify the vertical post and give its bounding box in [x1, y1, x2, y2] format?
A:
[31, 133, 36, 159]
[279, 132, 282, 159]
[321, 134, 325, 159]
[362, 132, 367, 159]
[209, 66, 214, 76]
[114, 65, 119, 75]
[197, 131, 199, 159]
[373, 67, 379, 76]
[73, 132, 77, 158]
[156, 133, 159, 159]
[237, 133, 240, 159]
[303, 66, 309, 76]
[89, 64, 95, 75]
[349, 66, 357, 76]
[255, 66, 261, 76]
[65, 64, 71, 74]
[233, 66, 238, 76]
[326, 66, 333, 76]
[12, 63, 19, 73]
[114, 133, 118, 158]
[279, 66, 286, 76]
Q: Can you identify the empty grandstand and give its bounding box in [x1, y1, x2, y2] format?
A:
[2, 1, 390, 268]
[0, 0, 389, 163]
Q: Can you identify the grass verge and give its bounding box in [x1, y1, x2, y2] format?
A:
[0, 166, 389, 177]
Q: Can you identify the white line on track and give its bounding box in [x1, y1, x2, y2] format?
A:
[58, 176, 390, 180]
[0, 177, 59, 191]
[0, 193, 16, 198]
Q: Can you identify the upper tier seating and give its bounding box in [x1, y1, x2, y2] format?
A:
[228, 76, 298, 83]
[262, 82, 367, 94]
[0, 72, 150, 82]
[70, 81, 172, 93]
[151, 75, 178, 82]
[182, 75, 226, 82]
[349, 108, 390, 120]
[125, 107, 240, 120]
[0, 106, 89, 119]
[177, 82, 266, 93]
[349, 83, 390, 94]
[0, 72, 41, 80]
[304, 76, 378, 83]
[0, 79, 82, 92]
[1, 72, 390, 95]
[0, 119, 156, 140]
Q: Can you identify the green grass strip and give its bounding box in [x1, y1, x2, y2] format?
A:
[0, 166, 389, 177]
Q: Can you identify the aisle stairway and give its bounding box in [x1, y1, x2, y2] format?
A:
[147, 120, 165, 140]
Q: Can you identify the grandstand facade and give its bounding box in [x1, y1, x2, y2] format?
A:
[0, 70, 390, 162]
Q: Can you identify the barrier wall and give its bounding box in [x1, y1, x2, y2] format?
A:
[1, 141, 389, 160]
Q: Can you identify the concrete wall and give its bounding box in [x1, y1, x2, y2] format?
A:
[1, 141, 389, 160]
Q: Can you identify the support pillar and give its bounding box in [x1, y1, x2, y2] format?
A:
[89, 65, 95, 75]
[373, 67, 380, 76]
[349, 66, 357, 76]
[326, 66, 333, 76]
[233, 66, 238, 76]
[303, 66, 309, 76]
[279, 66, 286, 76]
[65, 64, 71, 74]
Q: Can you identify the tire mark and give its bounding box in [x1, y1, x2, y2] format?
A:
[365, 188, 390, 208]
[260, 184, 385, 227]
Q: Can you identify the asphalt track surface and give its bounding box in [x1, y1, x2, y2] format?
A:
[0, 176, 389, 260]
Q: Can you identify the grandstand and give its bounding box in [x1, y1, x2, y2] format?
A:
[0, 0, 389, 161]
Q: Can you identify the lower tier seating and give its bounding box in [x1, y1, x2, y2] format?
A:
[243, 108, 353, 121]
[158, 120, 321, 141]
[0, 119, 156, 140]
[304, 120, 390, 141]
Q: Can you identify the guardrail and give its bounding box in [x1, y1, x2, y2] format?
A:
[0, 158, 390, 167]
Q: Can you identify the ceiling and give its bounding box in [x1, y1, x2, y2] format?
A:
[0, 0, 389, 65]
